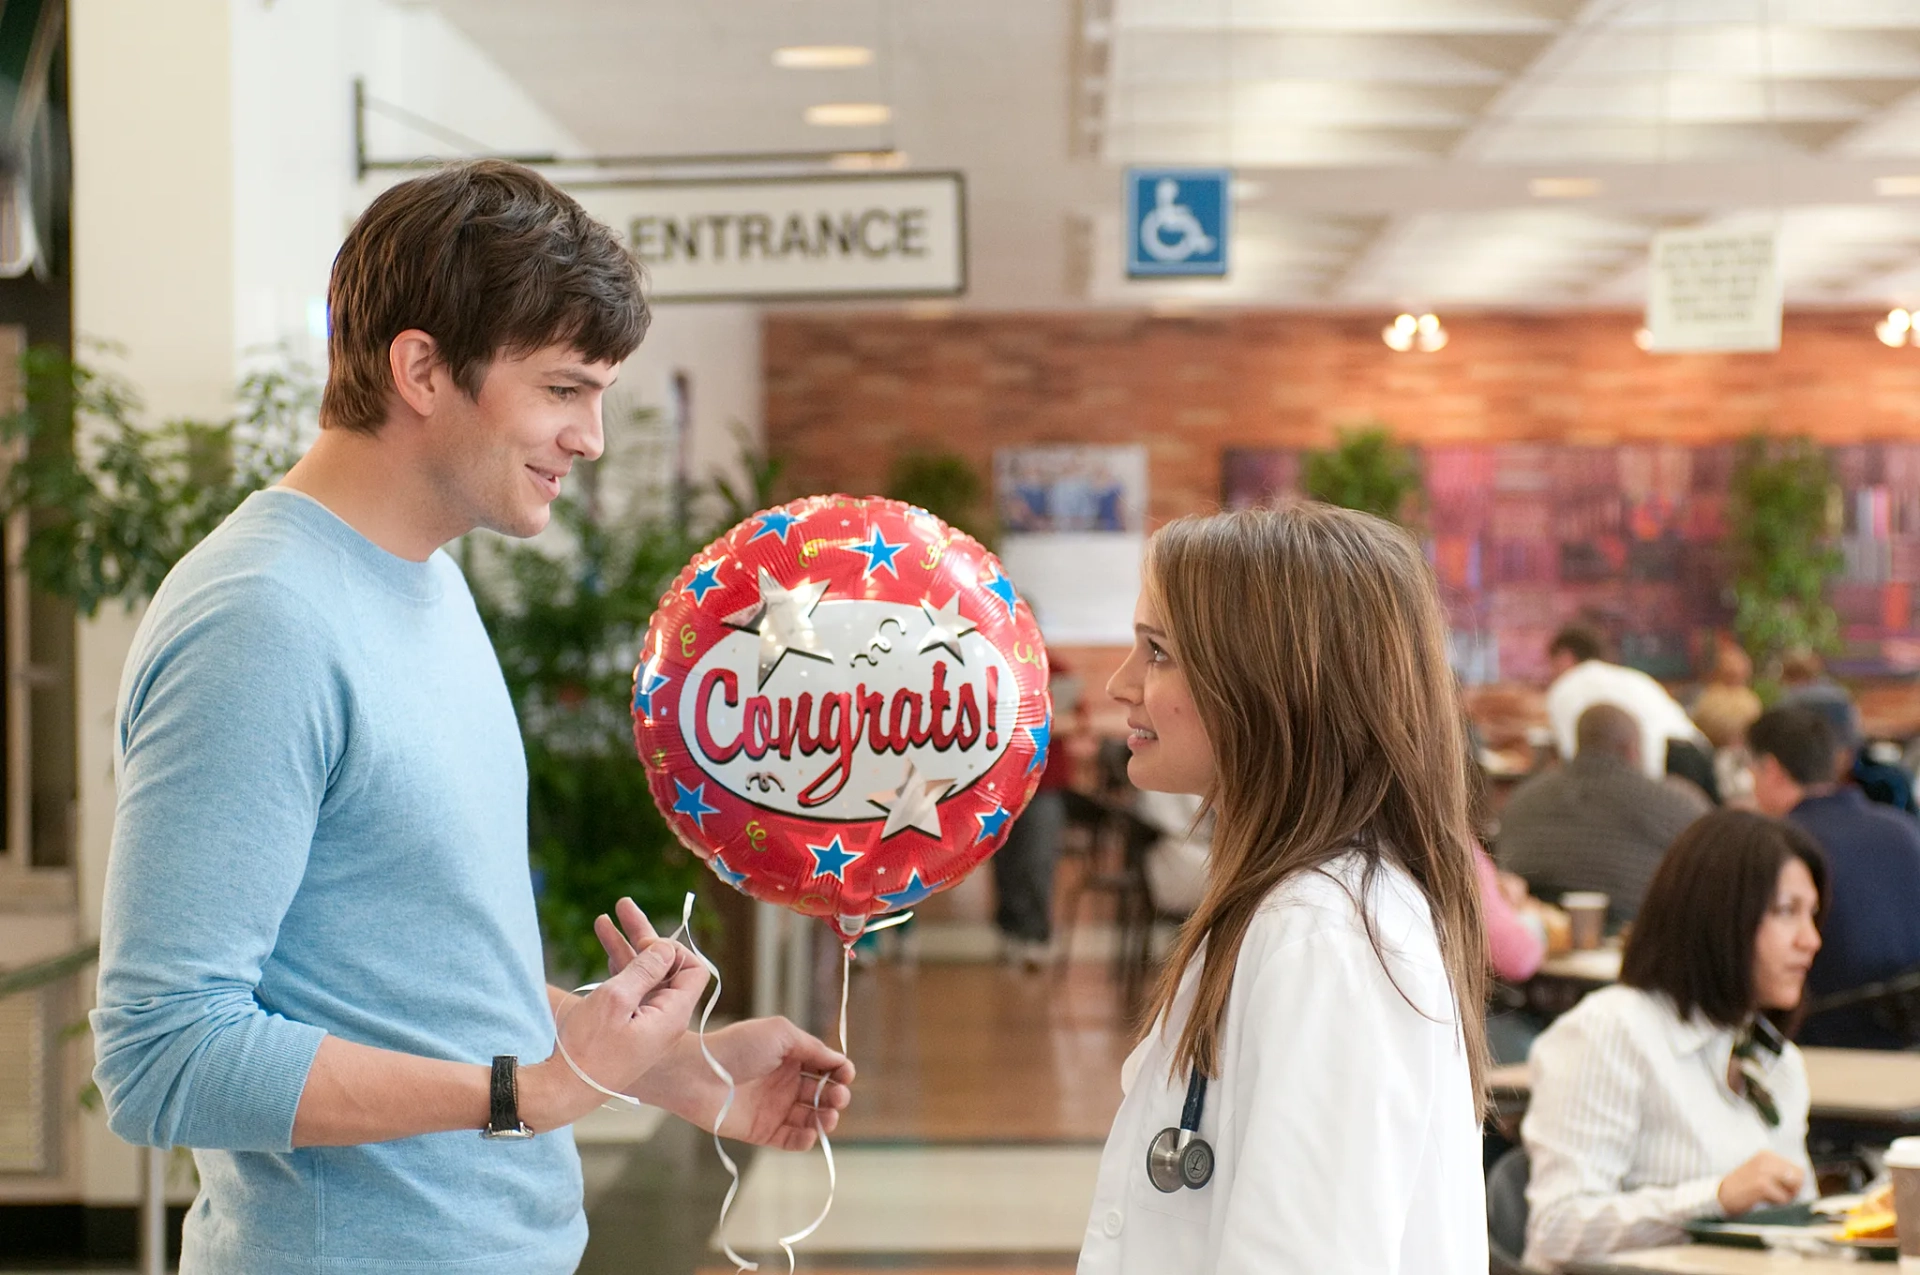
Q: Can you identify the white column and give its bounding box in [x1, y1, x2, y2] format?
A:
[70, 0, 236, 1206]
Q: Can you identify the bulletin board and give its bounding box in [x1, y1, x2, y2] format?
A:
[1222, 442, 1920, 683]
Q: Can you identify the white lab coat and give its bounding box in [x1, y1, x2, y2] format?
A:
[1076, 852, 1488, 1275]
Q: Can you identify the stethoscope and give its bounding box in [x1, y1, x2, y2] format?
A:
[1146, 1068, 1216, 1192]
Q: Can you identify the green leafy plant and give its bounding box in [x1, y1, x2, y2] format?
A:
[887, 449, 992, 545]
[468, 493, 707, 982]
[1726, 434, 1842, 672]
[0, 344, 311, 613]
[1301, 425, 1422, 524]
[469, 416, 784, 981]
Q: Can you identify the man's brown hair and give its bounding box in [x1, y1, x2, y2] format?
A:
[321, 160, 648, 434]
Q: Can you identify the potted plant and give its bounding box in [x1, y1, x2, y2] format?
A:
[1725, 434, 1842, 678]
[1301, 424, 1422, 524]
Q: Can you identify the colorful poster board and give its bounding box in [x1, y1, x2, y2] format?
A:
[1224, 442, 1920, 682]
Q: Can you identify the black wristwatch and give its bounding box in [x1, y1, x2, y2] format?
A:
[481, 1055, 535, 1140]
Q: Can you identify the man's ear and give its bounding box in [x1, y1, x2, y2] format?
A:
[388, 329, 442, 418]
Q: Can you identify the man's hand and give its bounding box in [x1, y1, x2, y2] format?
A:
[596, 897, 855, 1150]
[522, 922, 708, 1132]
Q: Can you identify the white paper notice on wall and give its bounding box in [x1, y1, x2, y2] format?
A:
[568, 173, 965, 303]
[1643, 224, 1782, 353]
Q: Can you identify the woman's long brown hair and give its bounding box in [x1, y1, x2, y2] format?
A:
[1142, 503, 1490, 1110]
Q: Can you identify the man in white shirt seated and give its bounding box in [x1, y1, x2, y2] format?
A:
[1545, 625, 1711, 790]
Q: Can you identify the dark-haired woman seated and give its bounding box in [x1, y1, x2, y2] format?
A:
[1521, 809, 1827, 1272]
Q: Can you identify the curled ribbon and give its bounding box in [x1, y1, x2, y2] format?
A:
[554, 895, 911, 1273]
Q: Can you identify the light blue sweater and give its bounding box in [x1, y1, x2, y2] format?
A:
[91, 489, 585, 1274]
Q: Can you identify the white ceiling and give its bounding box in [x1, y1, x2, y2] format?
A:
[426, 0, 1920, 311]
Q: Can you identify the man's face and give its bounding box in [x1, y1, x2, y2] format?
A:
[421, 343, 617, 539]
[1751, 753, 1803, 818]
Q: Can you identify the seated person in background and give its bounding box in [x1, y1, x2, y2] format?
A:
[1691, 636, 1763, 753]
[1778, 650, 1915, 814]
[1750, 705, 1920, 1048]
[1133, 788, 1209, 918]
[1692, 638, 1765, 808]
[1479, 846, 1547, 985]
[1498, 703, 1709, 927]
[1523, 810, 1827, 1272]
[1546, 624, 1715, 798]
[1478, 844, 1550, 1066]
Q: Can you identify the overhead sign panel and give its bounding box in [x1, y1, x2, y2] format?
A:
[569, 172, 966, 303]
[1125, 168, 1229, 278]
[1644, 224, 1782, 353]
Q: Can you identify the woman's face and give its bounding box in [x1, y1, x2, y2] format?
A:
[1106, 588, 1216, 795]
[1752, 855, 1822, 1012]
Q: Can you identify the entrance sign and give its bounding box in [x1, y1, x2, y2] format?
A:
[1644, 224, 1782, 353]
[569, 172, 966, 302]
[1126, 168, 1229, 278]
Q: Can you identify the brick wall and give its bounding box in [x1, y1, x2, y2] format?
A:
[764, 309, 1920, 527]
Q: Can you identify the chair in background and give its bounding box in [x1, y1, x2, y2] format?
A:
[1053, 738, 1162, 1009]
[1802, 963, 1920, 1047]
[1487, 1145, 1543, 1275]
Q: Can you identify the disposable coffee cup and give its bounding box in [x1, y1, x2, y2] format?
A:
[1561, 892, 1609, 951]
[1888, 1136, 1920, 1270]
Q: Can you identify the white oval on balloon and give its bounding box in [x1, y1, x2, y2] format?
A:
[671, 598, 1022, 823]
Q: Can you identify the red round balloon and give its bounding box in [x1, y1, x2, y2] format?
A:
[633, 495, 1052, 942]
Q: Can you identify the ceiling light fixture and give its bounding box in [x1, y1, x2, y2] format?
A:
[774, 45, 875, 69]
[1876, 176, 1920, 198]
[1530, 177, 1603, 199]
[804, 102, 891, 127]
[1877, 309, 1916, 348]
[1383, 313, 1447, 353]
[830, 150, 909, 170]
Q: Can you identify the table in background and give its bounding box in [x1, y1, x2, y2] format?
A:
[1565, 1247, 1868, 1274]
[1524, 940, 1624, 1020]
[1538, 943, 1625, 985]
[1490, 1047, 1920, 1135]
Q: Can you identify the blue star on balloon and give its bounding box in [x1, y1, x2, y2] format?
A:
[632, 667, 671, 718]
[1025, 713, 1052, 772]
[975, 804, 1011, 844]
[684, 561, 724, 604]
[748, 510, 801, 544]
[806, 835, 862, 882]
[876, 869, 936, 911]
[709, 854, 750, 889]
[852, 527, 905, 579]
[671, 779, 721, 829]
[984, 568, 1020, 618]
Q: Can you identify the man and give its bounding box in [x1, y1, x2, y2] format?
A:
[1778, 649, 1916, 813]
[90, 162, 852, 1273]
[1497, 703, 1709, 926]
[1544, 624, 1711, 790]
[1750, 705, 1920, 1048]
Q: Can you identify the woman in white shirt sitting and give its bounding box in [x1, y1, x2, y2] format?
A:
[1522, 808, 1828, 1271]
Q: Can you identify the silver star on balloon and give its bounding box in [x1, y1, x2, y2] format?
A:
[867, 758, 956, 840]
[917, 594, 979, 663]
[722, 567, 834, 688]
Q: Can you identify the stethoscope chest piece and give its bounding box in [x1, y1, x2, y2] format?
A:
[1146, 1069, 1215, 1193]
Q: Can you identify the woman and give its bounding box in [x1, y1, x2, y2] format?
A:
[1078, 504, 1490, 1274]
[1522, 809, 1828, 1271]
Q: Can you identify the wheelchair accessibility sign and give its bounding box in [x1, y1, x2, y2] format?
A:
[1126, 168, 1229, 278]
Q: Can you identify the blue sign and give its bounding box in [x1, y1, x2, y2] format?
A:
[1126, 168, 1230, 278]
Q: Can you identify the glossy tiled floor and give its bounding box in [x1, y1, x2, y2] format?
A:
[587, 959, 1134, 1275]
[0, 960, 1131, 1275]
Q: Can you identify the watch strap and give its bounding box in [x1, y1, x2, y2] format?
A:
[482, 1054, 534, 1139]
